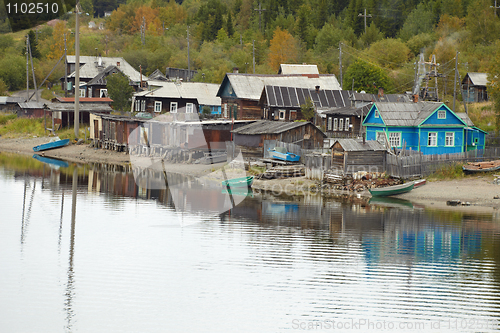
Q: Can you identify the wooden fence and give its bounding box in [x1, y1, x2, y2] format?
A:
[386, 148, 500, 178]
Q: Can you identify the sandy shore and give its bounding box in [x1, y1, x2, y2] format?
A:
[2, 136, 500, 210]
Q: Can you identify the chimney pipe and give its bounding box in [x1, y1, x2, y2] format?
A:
[315, 85, 320, 93]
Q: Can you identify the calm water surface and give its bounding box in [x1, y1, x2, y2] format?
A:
[1, 153, 500, 332]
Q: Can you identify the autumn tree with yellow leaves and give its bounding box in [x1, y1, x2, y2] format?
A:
[267, 27, 299, 72]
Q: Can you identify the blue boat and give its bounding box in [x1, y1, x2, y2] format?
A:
[268, 147, 300, 162]
[33, 139, 70, 152]
[32, 154, 69, 168]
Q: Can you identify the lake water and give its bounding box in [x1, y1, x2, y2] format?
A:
[1, 153, 500, 332]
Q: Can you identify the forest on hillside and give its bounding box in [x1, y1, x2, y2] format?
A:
[1, 0, 500, 121]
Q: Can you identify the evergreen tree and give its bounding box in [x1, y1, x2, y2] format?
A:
[226, 11, 235, 37]
[23, 30, 41, 59]
[107, 72, 134, 111]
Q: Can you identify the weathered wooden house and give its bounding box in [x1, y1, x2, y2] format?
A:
[85, 65, 140, 98]
[48, 98, 112, 129]
[17, 102, 46, 118]
[132, 82, 221, 118]
[330, 139, 387, 175]
[0, 96, 23, 113]
[62, 55, 144, 96]
[232, 120, 326, 149]
[90, 113, 145, 151]
[363, 102, 487, 155]
[324, 104, 371, 138]
[259, 86, 352, 121]
[216, 67, 340, 120]
[462, 72, 488, 103]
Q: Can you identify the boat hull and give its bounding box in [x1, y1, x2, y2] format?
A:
[33, 139, 70, 152]
[369, 182, 414, 197]
[463, 160, 500, 173]
[221, 176, 254, 188]
[32, 154, 69, 168]
[268, 149, 300, 162]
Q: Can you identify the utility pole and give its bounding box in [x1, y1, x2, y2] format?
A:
[64, 34, 68, 97]
[26, 34, 29, 102]
[453, 51, 458, 113]
[28, 38, 38, 103]
[252, 40, 255, 74]
[358, 8, 372, 34]
[339, 43, 342, 90]
[491, 0, 500, 16]
[74, 1, 80, 138]
[187, 25, 190, 81]
[254, 3, 266, 33]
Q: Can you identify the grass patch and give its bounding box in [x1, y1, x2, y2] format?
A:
[248, 165, 266, 175]
[41, 86, 64, 100]
[0, 116, 88, 139]
[427, 162, 465, 181]
[0, 113, 16, 125]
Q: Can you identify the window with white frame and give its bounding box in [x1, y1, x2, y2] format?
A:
[438, 110, 446, 119]
[389, 132, 401, 147]
[79, 88, 86, 97]
[224, 104, 228, 118]
[154, 101, 162, 113]
[170, 102, 178, 113]
[141, 100, 146, 111]
[333, 118, 338, 131]
[89, 87, 92, 97]
[327, 117, 332, 131]
[100, 89, 108, 98]
[279, 110, 286, 120]
[186, 103, 194, 113]
[135, 100, 140, 112]
[428, 132, 437, 146]
[445, 132, 454, 146]
[339, 118, 344, 131]
[345, 118, 349, 131]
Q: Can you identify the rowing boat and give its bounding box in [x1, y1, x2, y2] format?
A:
[369, 182, 414, 197]
[221, 176, 254, 188]
[462, 160, 500, 173]
[33, 138, 70, 152]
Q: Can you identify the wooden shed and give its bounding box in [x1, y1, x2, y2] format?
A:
[232, 120, 326, 149]
[330, 138, 386, 175]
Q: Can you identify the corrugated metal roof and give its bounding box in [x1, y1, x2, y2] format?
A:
[262, 86, 351, 108]
[55, 97, 113, 103]
[136, 82, 221, 106]
[221, 74, 341, 100]
[0, 96, 23, 104]
[324, 104, 372, 117]
[232, 120, 324, 135]
[466, 72, 488, 87]
[351, 92, 411, 103]
[67, 55, 142, 82]
[278, 64, 319, 75]
[46, 102, 112, 112]
[456, 113, 474, 126]
[331, 138, 386, 151]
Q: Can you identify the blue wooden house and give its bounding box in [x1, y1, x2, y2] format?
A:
[362, 102, 487, 155]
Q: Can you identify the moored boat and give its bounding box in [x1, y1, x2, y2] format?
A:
[33, 138, 70, 152]
[32, 154, 69, 168]
[369, 182, 414, 197]
[221, 176, 254, 188]
[268, 147, 300, 162]
[413, 179, 426, 188]
[463, 160, 500, 173]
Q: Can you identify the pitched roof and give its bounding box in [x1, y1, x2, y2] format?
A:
[0, 96, 23, 104]
[86, 65, 133, 86]
[464, 72, 488, 87]
[232, 120, 325, 136]
[217, 73, 341, 101]
[324, 104, 372, 117]
[46, 102, 113, 112]
[66, 55, 142, 82]
[135, 82, 221, 106]
[278, 64, 319, 75]
[53, 97, 113, 103]
[370, 102, 441, 126]
[331, 139, 386, 151]
[261, 86, 352, 109]
[351, 92, 411, 103]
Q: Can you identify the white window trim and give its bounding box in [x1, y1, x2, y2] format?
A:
[154, 101, 162, 113]
[345, 118, 349, 131]
[333, 118, 338, 131]
[327, 117, 332, 131]
[141, 100, 146, 111]
[339, 119, 344, 132]
[170, 102, 178, 113]
[135, 100, 140, 112]
[428, 132, 437, 147]
[389, 132, 401, 147]
[100, 88, 108, 98]
[279, 110, 286, 120]
[186, 103, 194, 113]
[79, 88, 86, 97]
[445, 132, 454, 146]
[438, 110, 446, 119]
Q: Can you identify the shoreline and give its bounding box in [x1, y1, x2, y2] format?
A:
[2, 136, 500, 211]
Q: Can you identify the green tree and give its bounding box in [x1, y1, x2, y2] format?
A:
[107, 72, 134, 111]
[300, 97, 315, 121]
[358, 23, 384, 48]
[0, 54, 26, 91]
[398, 3, 435, 42]
[367, 38, 410, 69]
[226, 11, 234, 37]
[465, 0, 500, 46]
[0, 78, 7, 96]
[344, 60, 392, 94]
[487, 41, 500, 130]
[23, 30, 41, 59]
[314, 23, 343, 54]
